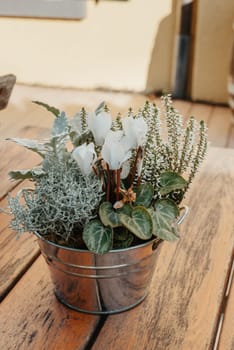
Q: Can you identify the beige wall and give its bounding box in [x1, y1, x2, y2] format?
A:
[191, 0, 234, 103]
[0, 0, 178, 93]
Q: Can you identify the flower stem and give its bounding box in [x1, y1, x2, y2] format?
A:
[106, 163, 110, 201]
[130, 146, 142, 186]
[116, 169, 121, 201]
[137, 175, 141, 186]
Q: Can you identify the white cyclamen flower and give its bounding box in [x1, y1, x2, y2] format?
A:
[72, 143, 97, 175]
[102, 130, 131, 170]
[88, 111, 112, 146]
[122, 116, 148, 149]
[121, 160, 131, 179]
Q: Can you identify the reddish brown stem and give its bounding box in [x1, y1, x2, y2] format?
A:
[137, 175, 141, 187]
[116, 169, 121, 201]
[92, 165, 98, 176]
[106, 163, 111, 202]
[130, 147, 142, 186]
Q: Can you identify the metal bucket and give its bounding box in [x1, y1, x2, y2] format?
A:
[36, 207, 189, 315]
[36, 236, 162, 315]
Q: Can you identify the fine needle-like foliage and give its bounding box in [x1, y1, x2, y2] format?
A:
[5, 96, 208, 254]
[140, 95, 208, 202]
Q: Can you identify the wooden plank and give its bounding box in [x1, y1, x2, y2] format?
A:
[218, 261, 234, 350]
[207, 106, 232, 147]
[93, 147, 234, 350]
[0, 184, 40, 300]
[0, 98, 53, 139]
[188, 102, 213, 123]
[0, 125, 49, 199]
[0, 256, 100, 350]
[0, 227, 40, 301]
[0, 83, 149, 124]
[0, 87, 53, 200]
[173, 99, 193, 119]
[226, 124, 234, 149]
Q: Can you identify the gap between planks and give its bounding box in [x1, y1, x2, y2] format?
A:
[213, 254, 234, 350]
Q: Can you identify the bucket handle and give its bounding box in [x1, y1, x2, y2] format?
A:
[177, 205, 189, 225]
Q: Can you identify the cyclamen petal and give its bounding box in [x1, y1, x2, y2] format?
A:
[122, 116, 148, 149]
[121, 160, 131, 179]
[72, 143, 96, 175]
[88, 111, 112, 146]
[102, 130, 131, 170]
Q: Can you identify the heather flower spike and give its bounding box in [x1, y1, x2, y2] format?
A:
[122, 116, 148, 150]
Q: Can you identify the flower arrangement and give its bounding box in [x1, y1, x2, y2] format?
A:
[6, 95, 207, 254]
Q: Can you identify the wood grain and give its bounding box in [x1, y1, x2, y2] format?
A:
[92, 147, 234, 350]
[218, 261, 234, 350]
[0, 104, 48, 199]
[173, 99, 192, 120]
[189, 102, 213, 123]
[1, 85, 234, 349]
[226, 124, 234, 149]
[207, 107, 232, 147]
[0, 256, 100, 350]
[0, 182, 40, 300]
[0, 227, 40, 301]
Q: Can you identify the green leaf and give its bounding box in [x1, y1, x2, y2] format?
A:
[99, 202, 121, 228]
[114, 228, 132, 242]
[6, 138, 46, 158]
[159, 172, 187, 195]
[114, 231, 134, 249]
[9, 167, 45, 180]
[148, 199, 180, 241]
[118, 206, 152, 240]
[95, 101, 105, 115]
[83, 220, 113, 254]
[51, 112, 68, 137]
[155, 198, 179, 217]
[45, 133, 69, 161]
[134, 183, 154, 207]
[116, 203, 132, 216]
[33, 101, 60, 117]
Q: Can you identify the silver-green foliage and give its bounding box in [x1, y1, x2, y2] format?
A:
[8, 158, 103, 243]
[7, 105, 104, 245]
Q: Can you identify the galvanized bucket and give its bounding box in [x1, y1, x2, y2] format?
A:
[36, 207, 189, 315]
[36, 236, 162, 314]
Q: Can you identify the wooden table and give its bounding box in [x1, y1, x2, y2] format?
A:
[0, 132, 234, 349]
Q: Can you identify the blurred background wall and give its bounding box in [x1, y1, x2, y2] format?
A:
[190, 0, 234, 104]
[0, 0, 233, 103]
[0, 0, 178, 93]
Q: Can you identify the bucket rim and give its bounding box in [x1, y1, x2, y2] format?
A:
[34, 231, 162, 254]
